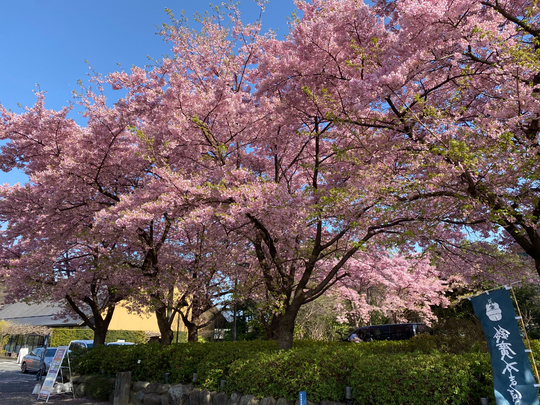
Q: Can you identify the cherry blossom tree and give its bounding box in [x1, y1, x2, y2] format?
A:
[386, 0, 540, 279]
[0, 6, 265, 346]
[105, 197, 243, 344]
[93, 4, 435, 350]
[95, 7, 268, 344]
[0, 91, 146, 345]
[279, 0, 540, 277]
[334, 252, 449, 327]
[3, 1, 519, 352]
[225, 0, 455, 348]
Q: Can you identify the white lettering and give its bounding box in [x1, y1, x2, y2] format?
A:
[502, 360, 520, 375]
[494, 325, 511, 344]
[497, 342, 517, 361]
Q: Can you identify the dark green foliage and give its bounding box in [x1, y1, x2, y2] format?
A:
[105, 330, 147, 345]
[85, 375, 114, 402]
[130, 343, 172, 382]
[71, 337, 536, 404]
[70, 346, 105, 374]
[173, 331, 188, 343]
[196, 341, 278, 390]
[166, 342, 216, 383]
[512, 284, 540, 339]
[222, 301, 268, 341]
[354, 333, 489, 355]
[74, 343, 169, 382]
[50, 329, 93, 346]
[50, 329, 147, 347]
[227, 343, 354, 401]
[346, 353, 493, 405]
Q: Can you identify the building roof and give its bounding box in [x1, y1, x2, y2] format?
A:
[0, 301, 84, 327]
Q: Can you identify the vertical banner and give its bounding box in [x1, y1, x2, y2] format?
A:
[471, 288, 539, 405]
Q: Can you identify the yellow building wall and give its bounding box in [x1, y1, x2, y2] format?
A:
[108, 304, 159, 332]
[108, 303, 187, 334]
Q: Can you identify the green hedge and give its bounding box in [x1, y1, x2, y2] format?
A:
[50, 329, 147, 347]
[173, 331, 188, 344]
[71, 335, 508, 404]
[50, 329, 93, 346]
[85, 375, 115, 402]
[227, 348, 494, 404]
[227, 344, 352, 401]
[75, 340, 279, 383]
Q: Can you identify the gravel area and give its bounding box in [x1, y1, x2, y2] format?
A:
[0, 358, 108, 405]
[1, 392, 109, 405]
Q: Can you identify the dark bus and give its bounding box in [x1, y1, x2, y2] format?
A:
[346, 323, 429, 342]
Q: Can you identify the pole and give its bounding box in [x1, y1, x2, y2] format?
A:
[176, 312, 180, 344]
[509, 286, 540, 386]
[232, 278, 238, 342]
[232, 302, 237, 342]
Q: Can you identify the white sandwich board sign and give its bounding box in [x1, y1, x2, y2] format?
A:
[37, 345, 69, 402]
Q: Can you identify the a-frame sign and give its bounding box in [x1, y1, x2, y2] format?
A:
[37, 346, 72, 402]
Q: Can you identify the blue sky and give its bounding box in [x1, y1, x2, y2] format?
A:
[0, 0, 297, 185]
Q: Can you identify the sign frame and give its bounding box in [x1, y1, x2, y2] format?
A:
[37, 345, 71, 402]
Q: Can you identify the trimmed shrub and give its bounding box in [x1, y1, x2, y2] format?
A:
[196, 341, 278, 390]
[173, 331, 188, 343]
[227, 347, 495, 404]
[166, 342, 215, 383]
[105, 330, 147, 345]
[85, 375, 114, 402]
[50, 329, 147, 347]
[347, 353, 492, 405]
[50, 329, 93, 347]
[227, 344, 354, 401]
[70, 338, 523, 404]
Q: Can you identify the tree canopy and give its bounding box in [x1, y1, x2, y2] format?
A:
[1, 0, 539, 349]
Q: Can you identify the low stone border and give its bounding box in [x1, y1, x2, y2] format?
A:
[71, 375, 345, 405]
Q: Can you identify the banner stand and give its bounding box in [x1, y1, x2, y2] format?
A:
[65, 346, 75, 398]
[36, 346, 74, 402]
[508, 286, 540, 388]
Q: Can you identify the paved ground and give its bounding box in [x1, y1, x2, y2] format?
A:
[0, 358, 108, 405]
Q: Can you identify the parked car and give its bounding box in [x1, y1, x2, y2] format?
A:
[68, 340, 94, 351]
[346, 323, 429, 342]
[105, 340, 135, 346]
[21, 347, 57, 374]
[68, 339, 136, 350]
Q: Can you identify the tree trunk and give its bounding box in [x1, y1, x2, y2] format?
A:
[65, 292, 117, 347]
[187, 324, 199, 342]
[93, 324, 108, 346]
[179, 306, 201, 343]
[155, 304, 174, 346]
[271, 299, 303, 350]
[177, 295, 223, 343]
[277, 310, 300, 350]
[92, 305, 115, 346]
[263, 315, 279, 341]
[277, 317, 295, 349]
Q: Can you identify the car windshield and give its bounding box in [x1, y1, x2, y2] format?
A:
[70, 341, 93, 350]
[45, 348, 57, 357]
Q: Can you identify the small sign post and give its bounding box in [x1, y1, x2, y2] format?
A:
[37, 346, 69, 402]
[299, 391, 307, 405]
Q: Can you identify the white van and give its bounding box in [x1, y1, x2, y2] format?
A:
[68, 340, 94, 351]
